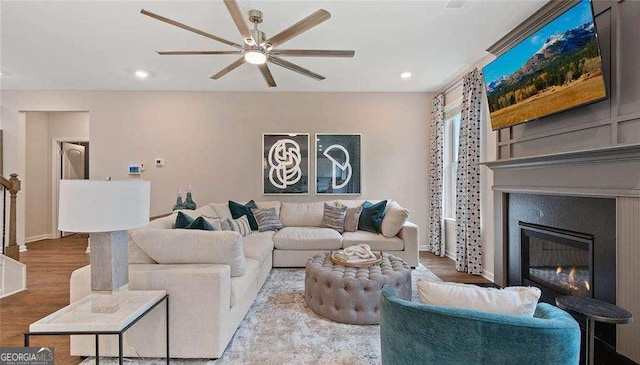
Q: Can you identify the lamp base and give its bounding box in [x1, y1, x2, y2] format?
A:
[89, 230, 128, 291]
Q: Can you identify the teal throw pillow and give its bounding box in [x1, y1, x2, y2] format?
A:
[229, 200, 259, 230]
[358, 200, 387, 233]
[185, 216, 214, 231]
[175, 211, 194, 229]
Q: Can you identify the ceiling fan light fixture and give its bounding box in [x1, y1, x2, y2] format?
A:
[244, 50, 267, 65]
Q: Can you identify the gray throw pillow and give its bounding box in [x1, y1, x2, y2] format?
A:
[344, 206, 363, 232]
[321, 203, 347, 233]
[251, 208, 283, 232]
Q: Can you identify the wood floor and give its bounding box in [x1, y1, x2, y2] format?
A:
[1, 238, 489, 364]
[1, 236, 89, 365]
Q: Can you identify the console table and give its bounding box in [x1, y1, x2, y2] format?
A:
[25, 290, 169, 365]
[556, 296, 632, 365]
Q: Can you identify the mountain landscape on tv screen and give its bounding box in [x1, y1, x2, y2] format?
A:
[486, 18, 607, 130]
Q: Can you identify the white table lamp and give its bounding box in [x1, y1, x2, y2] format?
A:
[59, 180, 150, 292]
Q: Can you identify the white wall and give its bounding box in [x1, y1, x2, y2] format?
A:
[1, 91, 433, 250]
[24, 112, 50, 240]
[23, 111, 89, 242]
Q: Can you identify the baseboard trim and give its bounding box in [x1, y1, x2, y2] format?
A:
[482, 270, 495, 283]
[445, 249, 456, 261]
[25, 234, 55, 244]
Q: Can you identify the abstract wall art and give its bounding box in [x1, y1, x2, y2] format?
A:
[315, 133, 361, 195]
[263, 133, 309, 195]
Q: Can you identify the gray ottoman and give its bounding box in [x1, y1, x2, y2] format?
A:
[304, 252, 411, 324]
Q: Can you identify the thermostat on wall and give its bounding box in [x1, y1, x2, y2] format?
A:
[155, 158, 165, 167]
[128, 165, 141, 175]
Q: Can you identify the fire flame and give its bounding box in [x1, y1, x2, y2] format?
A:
[585, 281, 590, 291]
[568, 267, 576, 282]
[556, 266, 562, 274]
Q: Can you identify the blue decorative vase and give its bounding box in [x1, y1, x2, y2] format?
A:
[185, 192, 197, 210]
[173, 194, 186, 211]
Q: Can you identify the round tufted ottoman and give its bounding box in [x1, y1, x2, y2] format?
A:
[304, 252, 411, 324]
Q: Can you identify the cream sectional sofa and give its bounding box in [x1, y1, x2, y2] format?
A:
[69, 199, 418, 359]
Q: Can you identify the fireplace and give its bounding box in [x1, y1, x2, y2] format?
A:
[520, 222, 593, 302]
[507, 194, 616, 349]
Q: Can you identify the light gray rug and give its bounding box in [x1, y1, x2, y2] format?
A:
[81, 265, 440, 365]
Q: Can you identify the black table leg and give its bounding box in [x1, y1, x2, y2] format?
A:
[586, 318, 595, 365]
[118, 333, 124, 365]
[24, 334, 29, 347]
[166, 296, 170, 364]
[95, 334, 100, 365]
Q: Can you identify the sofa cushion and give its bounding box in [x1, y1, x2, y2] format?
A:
[230, 258, 260, 307]
[242, 231, 275, 266]
[321, 203, 347, 233]
[342, 231, 405, 251]
[380, 201, 409, 238]
[358, 200, 387, 233]
[251, 208, 283, 232]
[279, 202, 326, 227]
[343, 205, 363, 232]
[129, 229, 246, 276]
[273, 227, 343, 250]
[417, 280, 542, 317]
[229, 200, 259, 230]
[208, 203, 233, 219]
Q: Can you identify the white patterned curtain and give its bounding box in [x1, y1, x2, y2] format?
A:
[455, 69, 483, 274]
[428, 93, 445, 256]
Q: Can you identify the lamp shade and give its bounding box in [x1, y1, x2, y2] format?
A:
[58, 180, 151, 233]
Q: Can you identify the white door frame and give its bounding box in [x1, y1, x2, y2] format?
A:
[51, 137, 89, 240]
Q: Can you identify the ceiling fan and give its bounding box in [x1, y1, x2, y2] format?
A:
[141, 0, 355, 87]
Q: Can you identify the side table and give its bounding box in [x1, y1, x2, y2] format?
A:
[556, 296, 632, 365]
[25, 290, 169, 365]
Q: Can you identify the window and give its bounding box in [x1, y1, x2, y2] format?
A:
[443, 112, 460, 220]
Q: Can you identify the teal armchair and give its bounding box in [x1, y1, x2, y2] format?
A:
[380, 286, 580, 365]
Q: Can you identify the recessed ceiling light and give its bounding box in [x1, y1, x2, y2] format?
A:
[134, 70, 149, 79]
[400, 72, 412, 79]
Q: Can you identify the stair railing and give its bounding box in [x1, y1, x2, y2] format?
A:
[1, 174, 21, 261]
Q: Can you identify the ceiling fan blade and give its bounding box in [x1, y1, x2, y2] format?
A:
[268, 56, 325, 81]
[211, 57, 246, 79]
[223, 0, 255, 46]
[141, 9, 243, 49]
[273, 49, 355, 58]
[263, 9, 331, 49]
[157, 51, 243, 55]
[257, 64, 277, 87]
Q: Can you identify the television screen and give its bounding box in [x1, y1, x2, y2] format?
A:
[482, 0, 607, 130]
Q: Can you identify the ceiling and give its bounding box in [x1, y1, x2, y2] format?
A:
[0, 0, 546, 92]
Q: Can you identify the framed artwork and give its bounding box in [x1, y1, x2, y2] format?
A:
[315, 133, 361, 195]
[263, 133, 309, 195]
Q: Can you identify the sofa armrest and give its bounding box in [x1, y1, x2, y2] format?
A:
[130, 229, 246, 276]
[398, 221, 419, 266]
[70, 263, 234, 358]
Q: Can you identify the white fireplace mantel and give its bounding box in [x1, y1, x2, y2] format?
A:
[484, 143, 640, 362]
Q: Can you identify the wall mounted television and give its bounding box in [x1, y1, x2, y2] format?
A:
[482, 0, 607, 131]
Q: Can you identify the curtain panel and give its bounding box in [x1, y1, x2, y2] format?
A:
[455, 68, 483, 275]
[428, 93, 445, 256]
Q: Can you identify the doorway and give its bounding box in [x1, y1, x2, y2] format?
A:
[57, 141, 89, 237]
[22, 111, 89, 245]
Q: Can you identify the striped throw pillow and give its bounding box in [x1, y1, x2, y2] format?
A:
[227, 216, 252, 237]
[344, 205, 363, 232]
[251, 208, 283, 232]
[321, 203, 347, 233]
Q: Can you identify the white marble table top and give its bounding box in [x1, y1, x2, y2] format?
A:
[29, 290, 167, 333]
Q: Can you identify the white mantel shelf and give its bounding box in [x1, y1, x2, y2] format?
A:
[482, 143, 640, 170]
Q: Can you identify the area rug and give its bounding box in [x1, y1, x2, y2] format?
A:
[81, 265, 440, 365]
